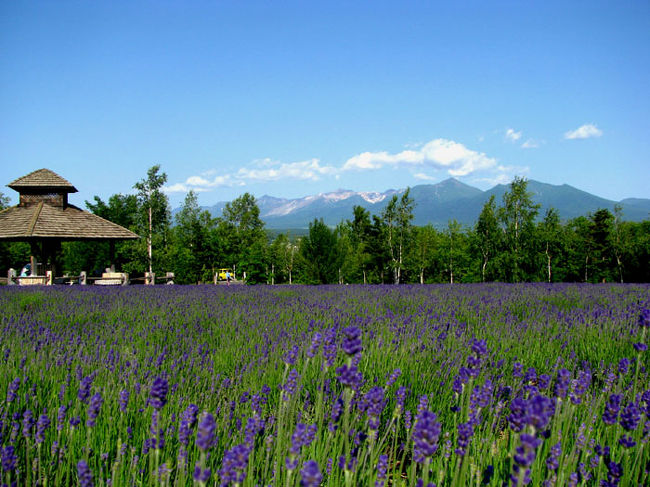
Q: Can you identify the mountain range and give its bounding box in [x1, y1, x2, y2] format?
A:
[181, 179, 650, 230]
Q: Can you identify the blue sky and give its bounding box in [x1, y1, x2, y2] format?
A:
[1, 1, 649, 209]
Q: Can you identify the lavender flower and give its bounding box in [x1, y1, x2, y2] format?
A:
[602, 394, 622, 426]
[413, 411, 441, 463]
[219, 443, 250, 485]
[364, 386, 386, 431]
[336, 364, 363, 389]
[306, 332, 322, 358]
[455, 421, 473, 457]
[87, 392, 103, 427]
[22, 409, 34, 439]
[341, 326, 362, 356]
[546, 441, 561, 472]
[77, 375, 94, 404]
[618, 358, 630, 375]
[620, 401, 641, 431]
[283, 369, 300, 400]
[1, 445, 17, 471]
[554, 368, 571, 399]
[77, 460, 94, 487]
[119, 389, 130, 413]
[638, 308, 650, 328]
[6, 377, 20, 403]
[36, 413, 50, 444]
[196, 413, 216, 451]
[149, 377, 168, 410]
[376, 454, 388, 487]
[300, 460, 322, 487]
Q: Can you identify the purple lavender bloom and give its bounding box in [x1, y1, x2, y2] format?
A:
[1, 445, 17, 471]
[119, 389, 130, 413]
[219, 443, 250, 485]
[605, 459, 623, 486]
[196, 413, 216, 451]
[306, 332, 322, 358]
[193, 463, 211, 483]
[376, 454, 388, 487]
[455, 421, 474, 456]
[395, 386, 407, 414]
[537, 374, 551, 390]
[618, 435, 636, 448]
[524, 368, 537, 383]
[87, 393, 103, 427]
[300, 460, 322, 487]
[385, 368, 401, 388]
[513, 362, 524, 378]
[22, 409, 34, 439]
[413, 411, 441, 463]
[341, 326, 362, 356]
[569, 370, 591, 405]
[638, 308, 650, 328]
[526, 394, 555, 431]
[364, 386, 386, 431]
[6, 377, 20, 403]
[149, 377, 168, 410]
[546, 441, 561, 472]
[633, 342, 648, 352]
[452, 366, 470, 395]
[290, 423, 317, 455]
[77, 375, 94, 404]
[322, 328, 338, 367]
[620, 401, 641, 431]
[283, 369, 300, 400]
[507, 397, 528, 433]
[77, 460, 94, 487]
[602, 394, 623, 426]
[618, 358, 630, 375]
[36, 414, 50, 444]
[284, 345, 300, 366]
[554, 368, 571, 399]
[336, 364, 363, 389]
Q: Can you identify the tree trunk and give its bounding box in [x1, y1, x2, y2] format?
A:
[148, 205, 153, 275]
[546, 242, 551, 283]
[363, 269, 366, 285]
[420, 268, 424, 284]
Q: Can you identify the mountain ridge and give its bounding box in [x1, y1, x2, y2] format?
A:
[176, 178, 650, 229]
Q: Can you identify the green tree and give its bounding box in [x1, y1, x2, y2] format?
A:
[538, 208, 564, 282]
[589, 208, 616, 282]
[133, 165, 170, 275]
[217, 193, 267, 282]
[409, 224, 439, 284]
[382, 188, 415, 284]
[473, 195, 501, 282]
[299, 219, 339, 284]
[346, 206, 373, 283]
[171, 190, 217, 283]
[498, 177, 540, 282]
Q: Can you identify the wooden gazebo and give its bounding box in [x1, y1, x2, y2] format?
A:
[0, 168, 138, 281]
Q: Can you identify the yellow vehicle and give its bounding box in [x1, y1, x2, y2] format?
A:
[217, 268, 234, 281]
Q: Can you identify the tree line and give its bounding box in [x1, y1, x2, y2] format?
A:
[1, 166, 648, 284]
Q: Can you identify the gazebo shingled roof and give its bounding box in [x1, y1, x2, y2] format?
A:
[0, 168, 138, 241]
[8, 168, 78, 193]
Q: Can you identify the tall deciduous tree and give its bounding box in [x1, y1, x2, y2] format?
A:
[474, 195, 501, 282]
[300, 218, 338, 284]
[538, 208, 563, 282]
[498, 177, 540, 282]
[134, 165, 170, 275]
[382, 188, 415, 284]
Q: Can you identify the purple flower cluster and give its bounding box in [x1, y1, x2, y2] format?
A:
[412, 410, 441, 463]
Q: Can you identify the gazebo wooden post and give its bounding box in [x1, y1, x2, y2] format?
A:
[29, 241, 38, 276]
[109, 240, 116, 272]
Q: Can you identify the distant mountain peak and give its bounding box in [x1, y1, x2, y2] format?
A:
[185, 178, 650, 229]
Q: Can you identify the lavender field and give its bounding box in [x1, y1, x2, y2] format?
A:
[0, 284, 648, 486]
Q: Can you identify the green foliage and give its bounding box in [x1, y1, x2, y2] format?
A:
[300, 219, 339, 284]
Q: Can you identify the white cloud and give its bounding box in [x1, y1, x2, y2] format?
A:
[343, 138, 497, 177]
[564, 123, 603, 140]
[236, 158, 338, 182]
[413, 172, 436, 181]
[505, 128, 522, 142]
[521, 139, 539, 149]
